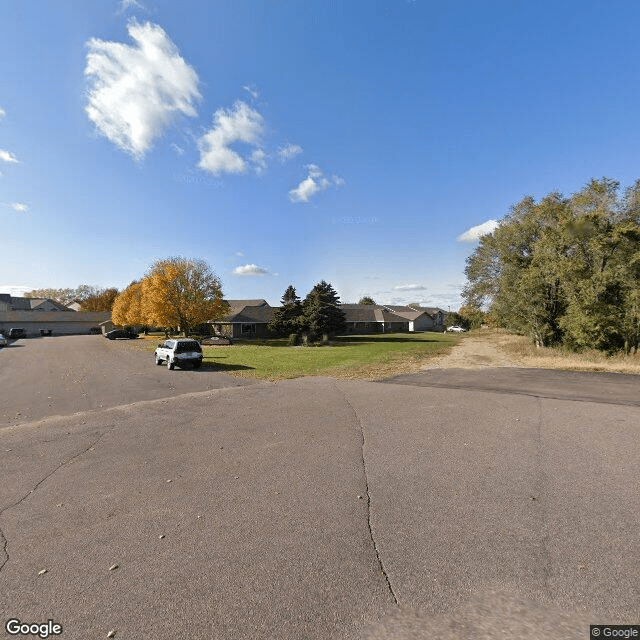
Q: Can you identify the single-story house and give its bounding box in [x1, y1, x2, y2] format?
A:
[208, 299, 446, 338]
[341, 304, 445, 333]
[0, 294, 111, 337]
[340, 304, 410, 333]
[210, 300, 275, 339]
[382, 305, 446, 332]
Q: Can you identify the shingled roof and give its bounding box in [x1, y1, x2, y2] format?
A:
[0, 295, 72, 312]
[216, 300, 274, 324]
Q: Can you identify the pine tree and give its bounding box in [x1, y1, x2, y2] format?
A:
[268, 285, 303, 337]
[301, 281, 347, 339]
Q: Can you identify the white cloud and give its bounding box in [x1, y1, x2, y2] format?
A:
[197, 101, 264, 175]
[233, 263, 271, 276]
[2, 202, 29, 213]
[457, 219, 499, 242]
[393, 284, 426, 291]
[170, 142, 185, 156]
[0, 149, 19, 163]
[0, 107, 5, 119]
[234, 251, 245, 257]
[288, 164, 343, 203]
[277, 143, 302, 162]
[242, 85, 259, 99]
[0, 285, 33, 297]
[85, 20, 201, 159]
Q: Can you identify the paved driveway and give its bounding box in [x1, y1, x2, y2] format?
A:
[0, 335, 254, 427]
[0, 337, 638, 639]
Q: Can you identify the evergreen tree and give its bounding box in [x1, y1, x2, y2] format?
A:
[301, 281, 347, 339]
[268, 285, 303, 336]
[358, 296, 375, 305]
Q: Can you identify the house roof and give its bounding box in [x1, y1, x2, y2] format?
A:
[340, 304, 378, 322]
[224, 299, 269, 316]
[217, 300, 274, 324]
[0, 295, 71, 312]
[374, 308, 410, 323]
[384, 304, 445, 318]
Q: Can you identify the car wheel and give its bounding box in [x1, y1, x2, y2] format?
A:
[167, 359, 175, 370]
[155, 355, 162, 366]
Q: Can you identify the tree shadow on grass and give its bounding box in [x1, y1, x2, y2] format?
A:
[200, 361, 255, 372]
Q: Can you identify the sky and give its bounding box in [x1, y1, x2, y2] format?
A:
[2, 0, 640, 310]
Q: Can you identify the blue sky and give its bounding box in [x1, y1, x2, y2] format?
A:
[2, 0, 640, 309]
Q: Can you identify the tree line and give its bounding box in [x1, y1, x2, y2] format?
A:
[24, 285, 119, 311]
[463, 178, 640, 353]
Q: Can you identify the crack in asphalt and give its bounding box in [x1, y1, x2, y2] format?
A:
[0, 429, 110, 574]
[534, 397, 552, 599]
[334, 382, 399, 607]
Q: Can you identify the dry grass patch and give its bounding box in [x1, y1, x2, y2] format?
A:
[484, 328, 640, 375]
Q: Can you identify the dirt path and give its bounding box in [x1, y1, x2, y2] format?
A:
[423, 333, 521, 369]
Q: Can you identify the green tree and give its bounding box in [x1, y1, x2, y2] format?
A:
[463, 178, 640, 352]
[358, 296, 375, 305]
[268, 285, 303, 337]
[301, 281, 347, 340]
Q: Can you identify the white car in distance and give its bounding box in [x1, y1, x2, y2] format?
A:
[446, 325, 466, 333]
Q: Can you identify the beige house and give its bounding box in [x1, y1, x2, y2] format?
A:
[0, 294, 110, 337]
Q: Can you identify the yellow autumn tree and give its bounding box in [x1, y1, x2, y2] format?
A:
[140, 258, 229, 335]
[111, 282, 144, 327]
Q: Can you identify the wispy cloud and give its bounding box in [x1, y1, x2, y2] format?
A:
[0, 107, 5, 120]
[457, 219, 499, 242]
[251, 148, 267, 175]
[393, 284, 426, 291]
[233, 263, 273, 276]
[242, 84, 259, 100]
[277, 143, 302, 162]
[170, 142, 185, 156]
[288, 164, 344, 203]
[117, 0, 148, 14]
[85, 20, 201, 159]
[197, 101, 264, 175]
[2, 202, 29, 213]
[0, 149, 19, 163]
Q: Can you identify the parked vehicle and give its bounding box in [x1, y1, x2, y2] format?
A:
[0, 333, 7, 348]
[8, 328, 25, 339]
[105, 328, 138, 340]
[446, 325, 466, 333]
[155, 339, 203, 370]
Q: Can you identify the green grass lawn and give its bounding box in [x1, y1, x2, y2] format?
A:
[140, 332, 461, 381]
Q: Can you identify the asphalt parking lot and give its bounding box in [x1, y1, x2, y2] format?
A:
[0, 337, 638, 639]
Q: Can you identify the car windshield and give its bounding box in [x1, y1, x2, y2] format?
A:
[175, 341, 201, 353]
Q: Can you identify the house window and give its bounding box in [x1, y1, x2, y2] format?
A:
[241, 323, 256, 335]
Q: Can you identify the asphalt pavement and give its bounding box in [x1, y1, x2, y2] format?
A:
[0, 337, 638, 639]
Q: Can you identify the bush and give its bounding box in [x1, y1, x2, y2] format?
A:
[288, 333, 299, 346]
